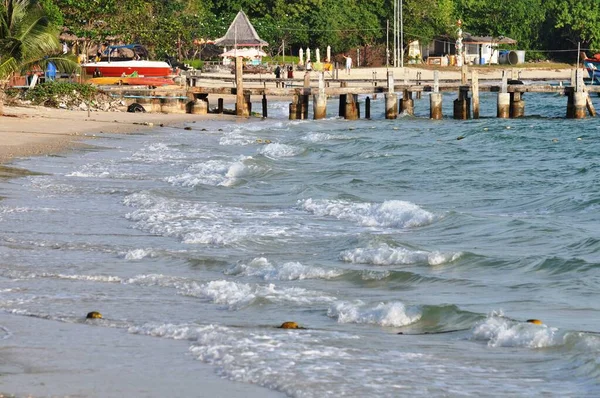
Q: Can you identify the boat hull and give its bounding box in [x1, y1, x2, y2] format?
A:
[82, 60, 172, 77]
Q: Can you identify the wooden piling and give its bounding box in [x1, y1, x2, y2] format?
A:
[262, 94, 268, 118]
[217, 98, 224, 114]
[472, 70, 480, 119]
[400, 89, 414, 116]
[365, 96, 371, 119]
[586, 94, 597, 117]
[339, 94, 347, 118]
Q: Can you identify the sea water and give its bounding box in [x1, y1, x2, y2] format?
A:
[1, 90, 599, 397]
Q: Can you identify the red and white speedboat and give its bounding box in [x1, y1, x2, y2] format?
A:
[82, 44, 172, 78]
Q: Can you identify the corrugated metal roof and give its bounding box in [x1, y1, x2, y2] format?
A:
[214, 11, 268, 47]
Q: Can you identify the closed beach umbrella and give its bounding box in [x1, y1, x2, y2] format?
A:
[327, 46, 331, 62]
[307, 48, 311, 62]
[316, 48, 320, 63]
[299, 48, 304, 65]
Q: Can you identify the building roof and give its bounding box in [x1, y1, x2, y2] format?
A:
[462, 32, 517, 45]
[214, 11, 268, 47]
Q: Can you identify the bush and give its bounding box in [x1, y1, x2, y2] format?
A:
[525, 50, 547, 62]
[25, 81, 98, 104]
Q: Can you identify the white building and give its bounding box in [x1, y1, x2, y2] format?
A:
[420, 33, 517, 65]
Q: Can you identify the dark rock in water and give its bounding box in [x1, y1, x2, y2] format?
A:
[127, 103, 146, 113]
[86, 311, 102, 319]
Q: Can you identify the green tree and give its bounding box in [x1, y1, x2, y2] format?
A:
[543, 0, 600, 53]
[0, 0, 70, 114]
[454, 0, 545, 49]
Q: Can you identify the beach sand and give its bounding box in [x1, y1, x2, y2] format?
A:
[0, 65, 573, 396]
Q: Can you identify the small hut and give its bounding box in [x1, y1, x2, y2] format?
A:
[214, 10, 268, 65]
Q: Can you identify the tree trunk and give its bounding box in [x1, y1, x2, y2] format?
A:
[0, 81, 6, 116]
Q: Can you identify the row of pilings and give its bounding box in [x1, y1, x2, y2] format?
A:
[283, 68, 596, 121]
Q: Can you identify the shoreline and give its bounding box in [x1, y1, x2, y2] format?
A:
[0, 66, 573, 167]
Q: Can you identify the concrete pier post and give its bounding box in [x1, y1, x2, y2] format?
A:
[313, 94, 327, 119]
[314, 73, 327, 119]
[161, 94, 183, 114]
[235, 57, 248, 117]
[150, 97, 162, 113]
[430, 93, 443, 120]
[191, 99, 208, 115]
[430, 70, 442, 119]
[345, 94, 359, 120]
[510, 91, 525, 118]
[302, 94, 309, 119]
[385, 93, 398, 119]
[497, 93, 510, 118]
[472, 70, 480, 119]
[289, 95, 302, 120]
[400, 89, 414, 116]
[573, 92, 587, 119]
[453, 88, 470, 120]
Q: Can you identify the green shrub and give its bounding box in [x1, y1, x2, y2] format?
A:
[25, 81, 98, 104]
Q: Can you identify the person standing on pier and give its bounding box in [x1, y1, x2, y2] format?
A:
[343, 54, 352, 75]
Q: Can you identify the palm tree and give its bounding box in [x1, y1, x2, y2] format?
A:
[0, 0, 73, 115]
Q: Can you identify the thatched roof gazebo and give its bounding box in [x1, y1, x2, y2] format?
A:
[214, 11, 268, 48]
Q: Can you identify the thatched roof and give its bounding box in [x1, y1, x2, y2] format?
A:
[214, 11, 268, 47]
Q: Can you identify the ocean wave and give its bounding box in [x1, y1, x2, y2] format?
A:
[328, 300, 422, 327]
[165, 155, 260, 187]
[257, 143, 304, 158]
[302, 132, 353, 142]
[125, 275, 336, 310]
[299, 198, 435, 229]
[128, 142, 189, 164]
[340, 243, 462, 266]
[470, 313, 565, 348]
[123, 192, 287, 246]
[225, 257, 344, 281]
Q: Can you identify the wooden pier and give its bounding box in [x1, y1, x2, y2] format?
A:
[105, 62, 598, 120]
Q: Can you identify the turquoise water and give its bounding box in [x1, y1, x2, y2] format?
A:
[1, 90, 599, 396]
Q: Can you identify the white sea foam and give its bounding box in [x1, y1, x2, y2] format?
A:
[129, 142, 188, 163]
[340, 244, 462, 266]
[225, 257, 344, 280]
[165, 156, 257, 187]
[470, 314, 565, 348]
[299, 198, 435, 229]
[122, 248, 157, 260]
[125, 274, 336, 310]
[258, 143, 303, 158]
[302, 132, 353, 142]
[123, 192, 289, 246]
[328, 300, 422, 327]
